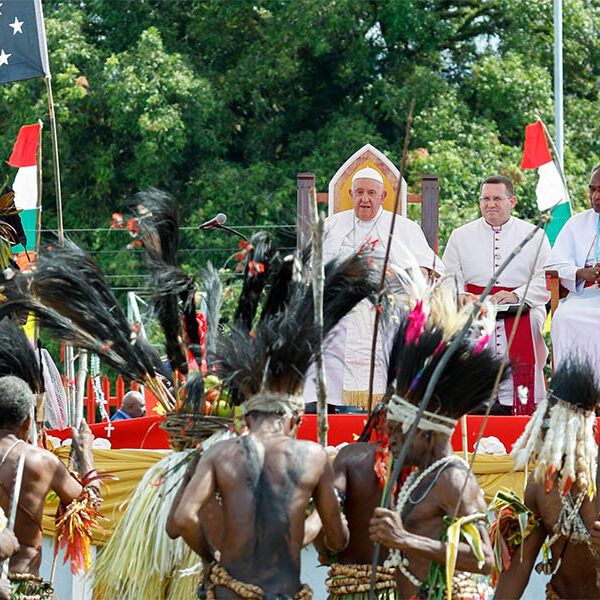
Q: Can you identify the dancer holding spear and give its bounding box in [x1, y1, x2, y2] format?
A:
[368, 288, 503, 599]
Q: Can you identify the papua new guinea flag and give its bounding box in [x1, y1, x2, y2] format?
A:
[0, 0, 51, 85]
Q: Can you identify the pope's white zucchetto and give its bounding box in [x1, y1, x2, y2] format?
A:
[351, 167, 384, 185]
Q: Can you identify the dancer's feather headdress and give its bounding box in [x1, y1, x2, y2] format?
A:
[386, 287, 503, 435]
[3, 240, 176, 410]
[233, 231, 275, 331]
[0, 319, 43, 395]
[218, 251, 380, 415]
[132, 189, 195, 374]
[511, 356, 599, 498]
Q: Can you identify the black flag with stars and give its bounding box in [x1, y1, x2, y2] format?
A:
[0, 0, 50, 85]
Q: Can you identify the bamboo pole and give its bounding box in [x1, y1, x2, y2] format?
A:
[308, 186, 328, 446]
[35, 119, 43, 253]
[461, 415, 468, 461]
[75, 350, 88, 428]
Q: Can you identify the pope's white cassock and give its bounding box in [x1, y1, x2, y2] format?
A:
[303, 207, 444, 410]
[544, 209, 600, 378]
[443, 216, 550, 413]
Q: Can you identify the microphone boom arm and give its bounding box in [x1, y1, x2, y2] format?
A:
[214, 223, 248, 241]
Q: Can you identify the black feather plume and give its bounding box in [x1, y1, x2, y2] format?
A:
[30, 240, 172, 388]
[132, 190, 191, 373]
[132, 188, 180, 266]
[200, 263, 222, 367]
[259, 254, 302, 323]
[388, 316, 506, 419]
[144, 261, 191, 373]
[298, 250, 381, 336]
[0, 319, 43, 394]
[233, 231, 274, 330]
[549, 356, 599, 412]
[218, 251, 380, 402]
[179, 371, 205, 414]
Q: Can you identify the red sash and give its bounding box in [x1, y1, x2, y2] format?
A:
[465, 284, 536, 415]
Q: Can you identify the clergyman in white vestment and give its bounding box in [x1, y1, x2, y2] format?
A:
[545, 164, 600, 380]
[303, 167, 445, 412]
[443, 175, 550, 414]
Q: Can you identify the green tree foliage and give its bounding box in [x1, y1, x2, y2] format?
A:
[1, 0, 599, 282]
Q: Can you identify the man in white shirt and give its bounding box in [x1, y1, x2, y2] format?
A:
[544, 164, 600, 378]
[304, 167, 444, 413]
[443, 175, 550, 414]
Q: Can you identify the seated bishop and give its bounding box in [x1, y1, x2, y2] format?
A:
[443, 175, 550, 414]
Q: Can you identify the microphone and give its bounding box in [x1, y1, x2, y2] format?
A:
[198, 213, 227, 230]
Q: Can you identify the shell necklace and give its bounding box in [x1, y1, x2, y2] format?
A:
[384, 454, 465, 585]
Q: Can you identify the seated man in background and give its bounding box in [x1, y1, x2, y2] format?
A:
[544, 163, 600, 380]
[443, 175, 550, 414]
[111, 389, 146, 421]
[304, 167, 444, 413]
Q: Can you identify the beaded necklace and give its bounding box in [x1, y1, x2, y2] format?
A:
[384, 454, 467, 585]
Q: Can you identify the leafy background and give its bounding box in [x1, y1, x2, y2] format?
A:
[1, 0, 599, 359]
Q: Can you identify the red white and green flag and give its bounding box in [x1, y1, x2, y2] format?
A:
[7, 122, 41, 253]
[520, 121, 571, 245]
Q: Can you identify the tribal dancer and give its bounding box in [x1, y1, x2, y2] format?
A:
[494, 357, 600, 600]
[369, 290, 503, 599]
[305, 408, 397, 600]
[0, 376, 103, 600]
[169, 251, 380, 599]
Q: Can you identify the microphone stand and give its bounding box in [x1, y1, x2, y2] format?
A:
[213, 223, 248, 242]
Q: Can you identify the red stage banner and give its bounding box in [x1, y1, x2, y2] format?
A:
[48, 415, 535, 453]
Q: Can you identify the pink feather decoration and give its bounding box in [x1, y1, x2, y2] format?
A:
[472, 334, 490, 355]
[406, 301, 427, 344]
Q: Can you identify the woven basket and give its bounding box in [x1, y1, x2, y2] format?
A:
[161, 412, 233, 449]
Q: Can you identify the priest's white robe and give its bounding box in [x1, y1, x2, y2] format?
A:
[544, 209, 600, 377]
[303, 207, 444, 409]
[443, 216, 551, 409]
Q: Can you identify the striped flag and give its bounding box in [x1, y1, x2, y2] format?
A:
[520, 121, 571, 245]
[7, 123, 41, 253]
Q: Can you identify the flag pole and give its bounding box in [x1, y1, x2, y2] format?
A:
[35, 119, 44, 252]
[553, 0, 564, 169]
[43, 77, 75, 425]
[44, 77, 64, 243]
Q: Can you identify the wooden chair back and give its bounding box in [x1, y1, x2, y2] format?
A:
[545, 269, 569, 371]
[297, 144, 439, 251]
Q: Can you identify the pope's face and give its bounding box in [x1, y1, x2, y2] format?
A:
[350, 178, 386, 222]
[479, 183, 516, 227]
[589, 168, 600, 214]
